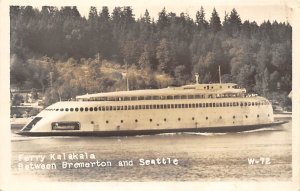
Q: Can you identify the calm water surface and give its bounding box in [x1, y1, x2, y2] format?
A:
[11, 119, 292, 181]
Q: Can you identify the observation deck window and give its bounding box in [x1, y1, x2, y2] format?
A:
[167, 95, 174, 100]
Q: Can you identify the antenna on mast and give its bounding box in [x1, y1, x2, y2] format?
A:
[219, 65, 222, 84]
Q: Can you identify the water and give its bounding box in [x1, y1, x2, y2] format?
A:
[11, 120, 292, 181]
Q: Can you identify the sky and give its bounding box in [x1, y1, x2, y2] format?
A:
[8, 0, 295, 24]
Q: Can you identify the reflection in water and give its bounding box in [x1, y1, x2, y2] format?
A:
[11, 120, 292, 181]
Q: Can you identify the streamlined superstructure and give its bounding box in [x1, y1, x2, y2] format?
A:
[18, 82, 285, 136]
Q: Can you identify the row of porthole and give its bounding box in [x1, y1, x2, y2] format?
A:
[45, 101, 270, 112]
[104, 114, 269, 124]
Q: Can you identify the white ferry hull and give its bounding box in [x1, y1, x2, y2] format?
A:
[17, 120, 287, 136]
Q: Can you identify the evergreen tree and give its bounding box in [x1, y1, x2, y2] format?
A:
[195, 6, 208, 30]
[209, 8, 221, 33]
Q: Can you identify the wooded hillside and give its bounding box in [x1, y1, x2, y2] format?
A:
[10, 6, 292, 107]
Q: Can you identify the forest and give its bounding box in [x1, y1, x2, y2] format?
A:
[10, 6, 292, 108]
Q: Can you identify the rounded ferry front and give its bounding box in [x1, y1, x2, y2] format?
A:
[18, 82, 286, 136]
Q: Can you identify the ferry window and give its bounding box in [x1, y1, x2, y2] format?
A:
[255, 102, 258, 106]
[84, 107, 88, 111]
[178, 104, 182, 108]
[268, 114, 270, 117]
[230, 102, 233, 107]
[252, 102, 255, 106]
[149, 119, 152, 122]
[188, 95, 194, 99]
[184, 104, 188, 108]
[216, 103, 219, 107]
[65, 108, 69, 111]
[60, 108, 64, 111]
[219, 116, 222, 119]
[174, 104, 178, 108]
[124, 106, 128, 110]
[181, 95, 187, 99]
[204, 86, 206, 89]
[112, 106, 116, 110]
[182, 104, 185, 108]
[124, 97, 130, 101]
[80, 107, 84, 112]
[145, 96, 151, 100]
[119, 97, 124, 101]
[206, 117, 208, 120]
[117, 106, 120, 110]
[233, 102, 236, 107]
[56, 109, 59, 111]
[75, 108, 79, 112]
[245, 115, 248, 118]
[164, 118, 167, 122]
[206, 103, 209, 107]
[195, 94, 201, 99]
[257, 115, 260, 118]
[248, 102, 251, 106]
[120, 106, 124, 110]
[240, 102, 243, 106]
[121, 120, 123, 123]
[207, 85, 209, 89]
[226, 103, 229, 107]
[167, 104, 170, 109]
[141, 105, 145, 109]
[199, 103, 202, 107]
[213, 103, 215, 107]
[245, 102, 247, 106]
[107, 97, 114, 101]
[106, 120, 109, 123]
[211, 86, 214, 89]
[134, 105, 138, 110]
[160, 96, 166, 100]
[233, 115, 235, 119]
[51, 122, 80, 130]
[209, 103, 212, 107]
[192, 103, 195, 108]
[131, 97, 137, 101]
[236, 102, 239, 106]
[70, 108, 74, 112]
[101, 106, 105, 111]
[135, 119, 138, 123]
[171, 104, 174, 108]
[174, 95, 180, 99]
[192, 117, 195, 120]
[138, 96, 144, 100]
[220, 86, 222, 88]
[89, 107, 93, 111]
[196, 103, 199, 107]
[178, 118, 181, 121]
[152, 96, 159, 100]
[94, 107, 98, 111]
[167, 95, 173, 100]
[208, 94, 213, 98]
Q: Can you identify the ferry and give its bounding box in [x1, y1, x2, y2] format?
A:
[18, 75, 287, 136]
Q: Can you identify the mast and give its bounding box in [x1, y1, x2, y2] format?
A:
[219, 65, 222, 84]
[124, 59, 129, 91]
[195, 73, 199, 84]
